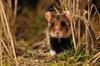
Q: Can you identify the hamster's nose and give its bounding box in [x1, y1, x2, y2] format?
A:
[56, 32, 60, 35]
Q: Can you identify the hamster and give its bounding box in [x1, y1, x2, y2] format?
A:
[45, 11, 72, 56]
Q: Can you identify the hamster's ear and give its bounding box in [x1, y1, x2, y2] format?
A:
[63, 10, 71, 21]
[44, 11, 53, 22]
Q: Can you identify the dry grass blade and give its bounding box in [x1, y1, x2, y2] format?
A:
[0, 2, 13, 59]
[90, 4, 100, 18]
[53, 6, 60, 14]
[0, 0, 19, 66]
[0, 38, 14, 60]
[85, 0, 90, 62]
[70, 17, 77, 52]
[59, 0, 64, 11]
[0, 39, 2, 66]
[91, 54, 100, 65]
[12, 0, 18, 25]
[0, 1, 2, 66]
[89, 52, 100, 63]
[73, 0, 75, 14]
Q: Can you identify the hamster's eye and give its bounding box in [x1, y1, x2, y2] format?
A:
[61, 21, 66, 27]
[51, 22, 54, 27]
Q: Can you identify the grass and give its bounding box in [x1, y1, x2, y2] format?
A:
[0, 0, 100, 66]
[48, 46, 100, 66]
[0, 0, 18, 66]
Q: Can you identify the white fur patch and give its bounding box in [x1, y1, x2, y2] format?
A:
[50, 50, 56, 56]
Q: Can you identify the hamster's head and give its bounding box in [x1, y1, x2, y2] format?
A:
[45, 11, 71, 38]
